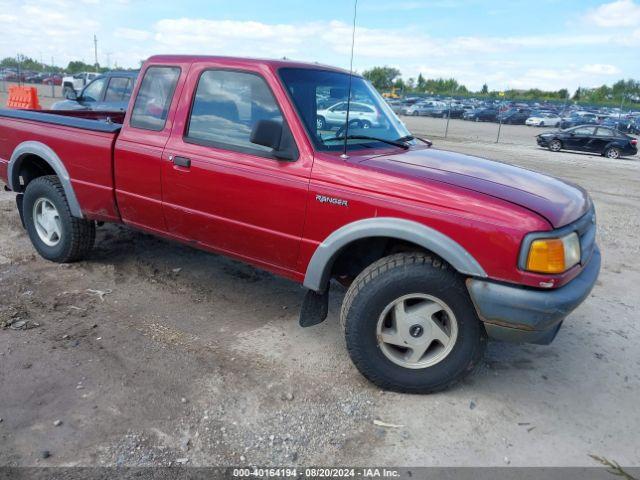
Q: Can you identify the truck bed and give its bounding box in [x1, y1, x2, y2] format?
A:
[0, 108, 123, 221]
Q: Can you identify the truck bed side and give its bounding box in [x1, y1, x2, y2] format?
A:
[0, 109, 122, 222]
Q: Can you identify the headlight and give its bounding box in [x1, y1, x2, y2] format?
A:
[525, 232, 580, 274]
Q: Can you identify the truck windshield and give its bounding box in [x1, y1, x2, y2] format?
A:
[279, 68, 410, 151]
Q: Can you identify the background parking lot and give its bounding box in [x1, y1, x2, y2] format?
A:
[0, 90, 639, 467]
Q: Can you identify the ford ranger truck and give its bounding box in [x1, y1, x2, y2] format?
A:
[0, 55, 601, 393]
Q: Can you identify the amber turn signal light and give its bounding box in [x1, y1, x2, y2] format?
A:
[526, 233, 580, 274]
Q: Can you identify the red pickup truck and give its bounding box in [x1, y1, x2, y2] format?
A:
[0, 55, 600, 393]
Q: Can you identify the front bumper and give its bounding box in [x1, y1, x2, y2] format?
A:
[466, 247, 601, 344]
[536, 136, 549, 146]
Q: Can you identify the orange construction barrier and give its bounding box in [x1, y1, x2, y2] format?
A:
[6, 86, 41, 110]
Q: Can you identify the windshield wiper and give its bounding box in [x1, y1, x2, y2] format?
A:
[396, 135, 433, 147]
[324, 135, 409, 150]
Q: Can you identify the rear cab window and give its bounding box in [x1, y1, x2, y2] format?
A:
[130, 66, 181, 131]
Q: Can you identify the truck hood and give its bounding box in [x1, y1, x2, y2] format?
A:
[362, 148, 589, 228]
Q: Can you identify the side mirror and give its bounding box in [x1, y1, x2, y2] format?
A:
[250, 119, 297, 161]
[65, 89, 78, 101]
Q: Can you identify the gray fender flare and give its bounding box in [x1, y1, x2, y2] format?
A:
[8, 140, 83, 218]
[303, 217, 487, 292]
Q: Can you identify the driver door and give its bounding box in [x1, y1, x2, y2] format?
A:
[161, 65, 312, 272]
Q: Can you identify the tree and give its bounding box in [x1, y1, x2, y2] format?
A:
[481, 83, 489, 95]
[417, 73, 427, 92]
[362, 66, 401, 91]
[572, 88, 581, 101]
[66, 60, 108, 74]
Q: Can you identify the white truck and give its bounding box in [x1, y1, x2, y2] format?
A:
[61, 72, 99, 97]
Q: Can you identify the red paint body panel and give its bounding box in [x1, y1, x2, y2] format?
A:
[0, 116, 119, 221]
[0, 55, 593, 290]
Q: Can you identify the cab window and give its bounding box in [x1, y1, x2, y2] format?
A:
[130, 66, 180, 131]
[185, 69, 284, 156]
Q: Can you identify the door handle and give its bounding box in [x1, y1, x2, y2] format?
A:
[171, 155, 191, 168]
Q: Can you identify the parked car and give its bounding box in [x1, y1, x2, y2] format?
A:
[499, 109, 532, 125]
[537, 125, 637, 158]
[316, 101, 380, 129]
[62, 72, 100, 97]
[602, 116, 639, 134]
[444, 104, 466, 119]
[403, 101, 447, 117]
[560, 113, 598, 129]
[52, 71, 138, 112]
[464, 107, 498, 122]
[526, 113, 562, 127]
[0, 55, 600, 393]
[42, 74, 62, 86]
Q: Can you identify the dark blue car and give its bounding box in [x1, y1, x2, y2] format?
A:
[52, 71, 138, 112]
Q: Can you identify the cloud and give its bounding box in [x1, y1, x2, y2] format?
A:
[115, 28, 153, 41]
[0, 0, 636, 92]
[584, 0, 640, 27]
[581, 63, 621, 75]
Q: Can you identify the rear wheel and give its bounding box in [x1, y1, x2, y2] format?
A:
[549, 139, 562, 152]
[341, 253, 486, 393]
[604, 147, 621, 159]
[360, 120, 371, 129]
[316, 116, 326, 130]
[23, 176, 95, 263]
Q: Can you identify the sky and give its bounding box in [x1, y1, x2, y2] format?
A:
[0, 0, 638, 92]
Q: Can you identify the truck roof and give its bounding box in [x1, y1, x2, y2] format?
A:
[146, 54, 355, 75]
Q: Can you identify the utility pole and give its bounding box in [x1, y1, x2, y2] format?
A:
[94, 34, 98, 69]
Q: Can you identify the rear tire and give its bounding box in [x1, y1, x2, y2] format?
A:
[23, 175, 95, 263]
[604, 147, 621, 159]
[341, 253, 486, 394]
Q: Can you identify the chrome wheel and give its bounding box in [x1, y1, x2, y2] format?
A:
[33, 197, 62, 247]
[549, 139, 562, 152]
[376, 293, 458, 369]
[606, 147, 620, 159]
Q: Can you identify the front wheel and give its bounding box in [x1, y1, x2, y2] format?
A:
[316, 116, 326, 130]
[341, 253, 486, 393]
[549, 139, 562, 152]
[23, 175, 95, 263]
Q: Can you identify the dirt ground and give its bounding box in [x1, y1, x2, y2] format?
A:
[0, 100, 639, 467]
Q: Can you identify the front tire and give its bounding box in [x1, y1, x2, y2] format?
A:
[23, 176, 95, 263]
[549, 139, 562, 152]
[316, 116, 326, 130]
[341, 253, 486, 393]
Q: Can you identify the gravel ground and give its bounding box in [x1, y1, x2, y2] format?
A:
[0, 103, 639, 468]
